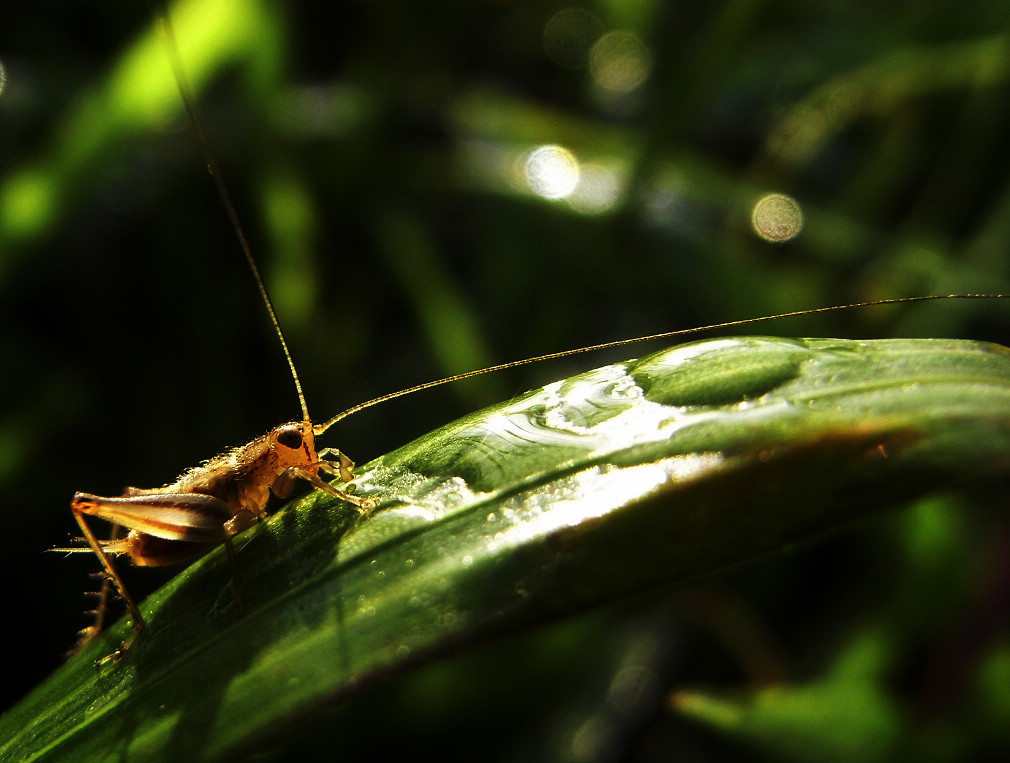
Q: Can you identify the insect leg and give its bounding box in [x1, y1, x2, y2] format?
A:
[69, 526, 120, 655]
[317, 447, 356, 483]
[69, 490, 238, 660]
[69, 507, 145, 660]
[281, 466, 375, 513]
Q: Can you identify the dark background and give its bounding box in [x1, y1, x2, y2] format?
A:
[1, 0, 1008, 759]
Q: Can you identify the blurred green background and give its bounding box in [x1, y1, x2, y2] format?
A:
[1, 0, 1008, 759]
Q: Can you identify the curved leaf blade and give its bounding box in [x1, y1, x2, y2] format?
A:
[4, 337, 1009, 761]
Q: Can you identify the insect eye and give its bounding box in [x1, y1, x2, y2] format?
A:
[276, 426, 303, 450]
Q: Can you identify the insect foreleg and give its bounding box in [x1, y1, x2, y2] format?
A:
[317, 448, 356, 483]
[273, 462, 374, 513]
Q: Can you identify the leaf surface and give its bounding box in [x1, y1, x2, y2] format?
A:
[5, 337, 1009, 761]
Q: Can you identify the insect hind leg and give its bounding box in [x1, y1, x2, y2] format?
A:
[70, 501, 145, 662]
[69, 567, 114, 656]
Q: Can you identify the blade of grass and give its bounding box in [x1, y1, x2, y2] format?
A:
[5, 336, 1009, 761]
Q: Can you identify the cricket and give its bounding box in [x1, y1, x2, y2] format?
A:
[56, 5, 1008, 665]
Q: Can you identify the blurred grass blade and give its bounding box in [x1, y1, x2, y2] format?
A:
[671, 628, 901, 762]
[4, 336, 1009, 761]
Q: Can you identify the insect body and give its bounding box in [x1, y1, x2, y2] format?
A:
[67, 417, 372, 657]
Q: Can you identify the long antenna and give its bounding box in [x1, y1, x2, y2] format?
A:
[316, 293, 1007, 432]
[153, 11, 1006, 440]
[156, 6, 311, 424]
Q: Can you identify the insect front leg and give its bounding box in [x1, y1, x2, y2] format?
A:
[276, 468, 375, 512]
[271, 450, 375, 513]
[317, 447, 356, 483]
[316, 448, 377, 512]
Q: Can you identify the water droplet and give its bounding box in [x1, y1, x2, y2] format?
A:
[590, 32, 652, 93]
[751, 193, 804, 242]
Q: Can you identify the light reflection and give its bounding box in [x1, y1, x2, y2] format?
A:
[751, 193, 804, 242]
[0, 60, 6, 97]
[543, 8, 605, 69]
[567, 163, 623, 215]
[485, 455, 724, 555]
[458, 137, 625, 213]
[590, 31, 652, 93]
[523, 144, 580, 200]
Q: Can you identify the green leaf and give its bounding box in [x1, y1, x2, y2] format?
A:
[4, 336, 1009, 761]
[671, 628, 902, 762]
